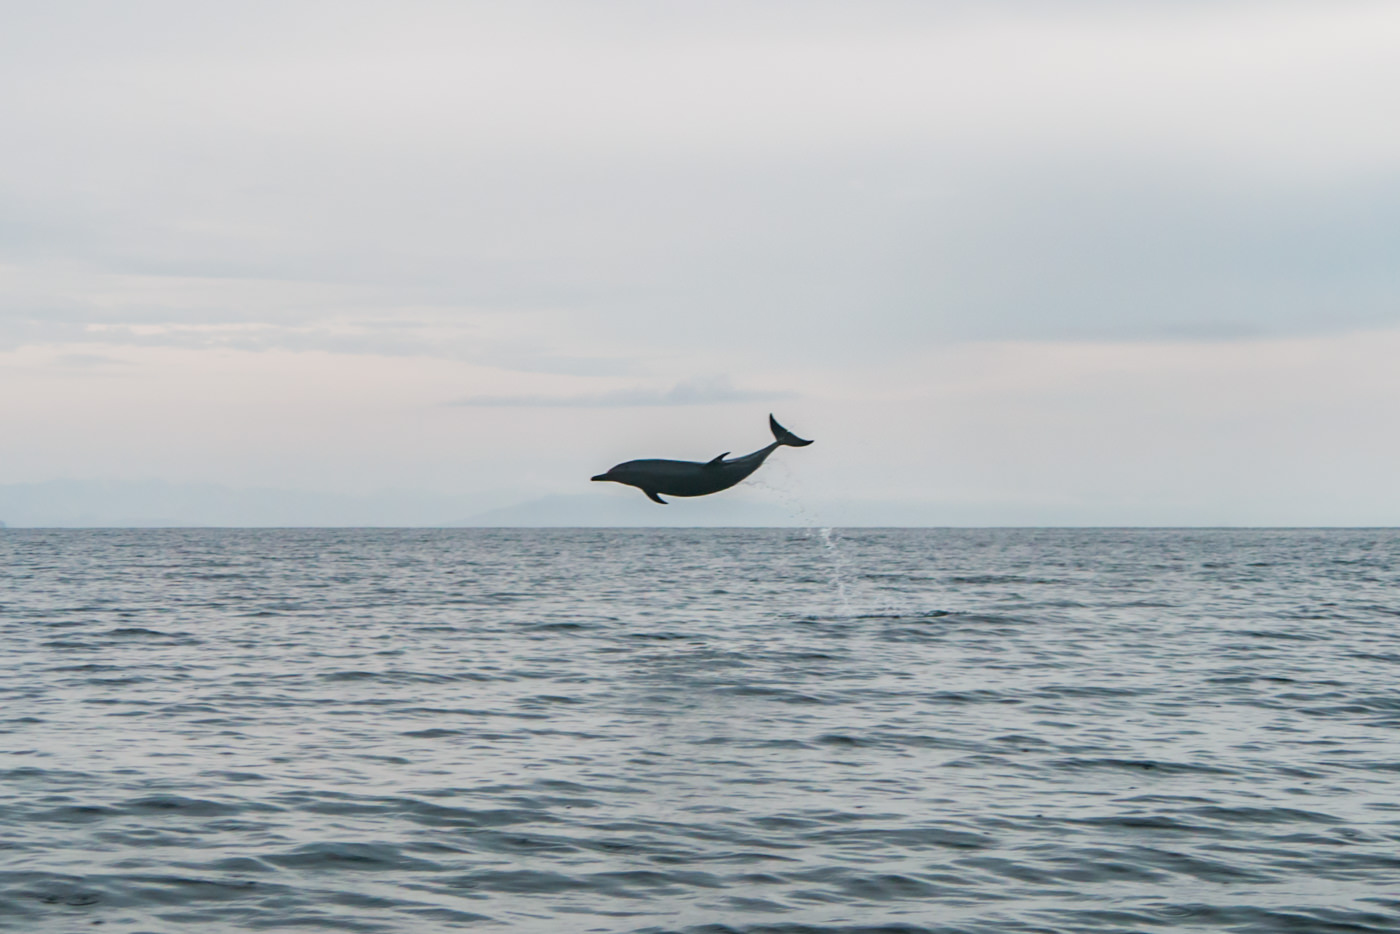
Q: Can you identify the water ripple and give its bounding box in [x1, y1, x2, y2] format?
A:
[2, 528, 1399, 932]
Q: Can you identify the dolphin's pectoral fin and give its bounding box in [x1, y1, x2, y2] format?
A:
[705, 452, 730, 468]
[644, 489, 668, 505]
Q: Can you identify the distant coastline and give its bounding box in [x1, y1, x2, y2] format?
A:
[0, 479, 1395, 529]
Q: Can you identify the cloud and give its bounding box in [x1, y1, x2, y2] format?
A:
[4, 1, 1400, 364]
[54, 352, 129, 367]
[449, 376, 795, 408]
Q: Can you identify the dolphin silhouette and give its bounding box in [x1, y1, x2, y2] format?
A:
[591, 415, 813, 504]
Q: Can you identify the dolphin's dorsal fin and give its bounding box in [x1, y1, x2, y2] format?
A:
[644, 489, 668, 504]
[706, 452, 730, 467]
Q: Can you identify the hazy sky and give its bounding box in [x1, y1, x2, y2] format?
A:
[3, 1, 1398, 523]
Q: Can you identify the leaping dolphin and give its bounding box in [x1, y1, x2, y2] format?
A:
[591, 415, 813, 504]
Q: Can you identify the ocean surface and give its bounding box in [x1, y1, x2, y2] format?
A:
[3, 528, 1400, 934]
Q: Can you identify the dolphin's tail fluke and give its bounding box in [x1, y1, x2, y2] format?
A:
[769, 414, 813, 447]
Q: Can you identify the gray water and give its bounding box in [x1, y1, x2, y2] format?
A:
[3, 528, 1400, 933]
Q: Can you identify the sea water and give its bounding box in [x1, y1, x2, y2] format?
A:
[2, 528, 1399, 933]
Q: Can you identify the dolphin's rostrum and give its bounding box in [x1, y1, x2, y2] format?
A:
[591, 415, 813, 504]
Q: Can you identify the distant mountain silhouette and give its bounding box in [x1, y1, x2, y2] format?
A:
[0, 479, 1244, 527]
[452, 493, 799, 527]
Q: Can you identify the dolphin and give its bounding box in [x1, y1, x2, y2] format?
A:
[591, 414, 813, 504]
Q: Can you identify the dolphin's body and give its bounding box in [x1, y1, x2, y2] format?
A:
[591, 415, 813, 504]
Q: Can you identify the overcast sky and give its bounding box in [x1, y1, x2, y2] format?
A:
[2, 1, 1398, 523]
